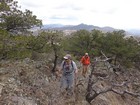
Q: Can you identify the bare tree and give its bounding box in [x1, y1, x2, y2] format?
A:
[85, 51, 140, 104]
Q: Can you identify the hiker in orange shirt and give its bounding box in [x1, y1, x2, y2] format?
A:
[80, 53, 90, 77]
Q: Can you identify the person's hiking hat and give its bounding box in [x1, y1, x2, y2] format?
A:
[63, 56, 68, 60]
[63, 54, 71, 60]
[85, 53, 88, 55]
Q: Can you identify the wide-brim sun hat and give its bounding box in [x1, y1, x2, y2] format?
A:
[63, 56, 68, 59]
[63, 54, 71, 59]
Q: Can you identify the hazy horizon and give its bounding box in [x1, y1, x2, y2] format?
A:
[18, 0, 140, 30]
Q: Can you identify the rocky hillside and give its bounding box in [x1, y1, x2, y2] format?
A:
[0, 58, 140, 105]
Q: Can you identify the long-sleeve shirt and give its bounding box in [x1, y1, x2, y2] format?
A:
[80, 56, 90, 65]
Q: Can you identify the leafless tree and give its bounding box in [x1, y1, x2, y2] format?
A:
[85, 51, 140, 104]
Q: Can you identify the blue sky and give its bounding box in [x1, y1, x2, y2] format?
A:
[18, 0, 140, 30]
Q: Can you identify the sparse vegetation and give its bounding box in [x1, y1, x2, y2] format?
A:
[0, 0, 140, 105]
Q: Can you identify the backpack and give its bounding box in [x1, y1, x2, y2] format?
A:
[63, 61, 74, 74]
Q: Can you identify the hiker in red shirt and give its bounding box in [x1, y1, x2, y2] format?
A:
[80, 53, 90, 77]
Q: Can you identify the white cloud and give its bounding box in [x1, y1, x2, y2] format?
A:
[17, 0, 140, 30]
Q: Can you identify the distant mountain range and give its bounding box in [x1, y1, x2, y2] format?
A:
[42, 23, 140, 36]
[126, 29, 140, 36]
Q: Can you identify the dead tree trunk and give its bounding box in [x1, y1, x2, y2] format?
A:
[86, 62, 96, 103]
[85, 52, 140, 104]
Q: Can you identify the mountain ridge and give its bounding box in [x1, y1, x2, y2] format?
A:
[43, 23, 117, 32]
[42, 23, 140, 36]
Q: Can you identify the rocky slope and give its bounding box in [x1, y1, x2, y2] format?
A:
[0, 58, 140, 105]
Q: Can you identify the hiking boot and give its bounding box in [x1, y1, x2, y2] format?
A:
[67, 91, 73, 96]
[82, 73, 86, 78]
[66, 88, 73, 96]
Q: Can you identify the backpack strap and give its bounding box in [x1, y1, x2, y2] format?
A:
[71, 61, 74, 68]
[63, 61, 74, 69]
[62, 61, 74, 75]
